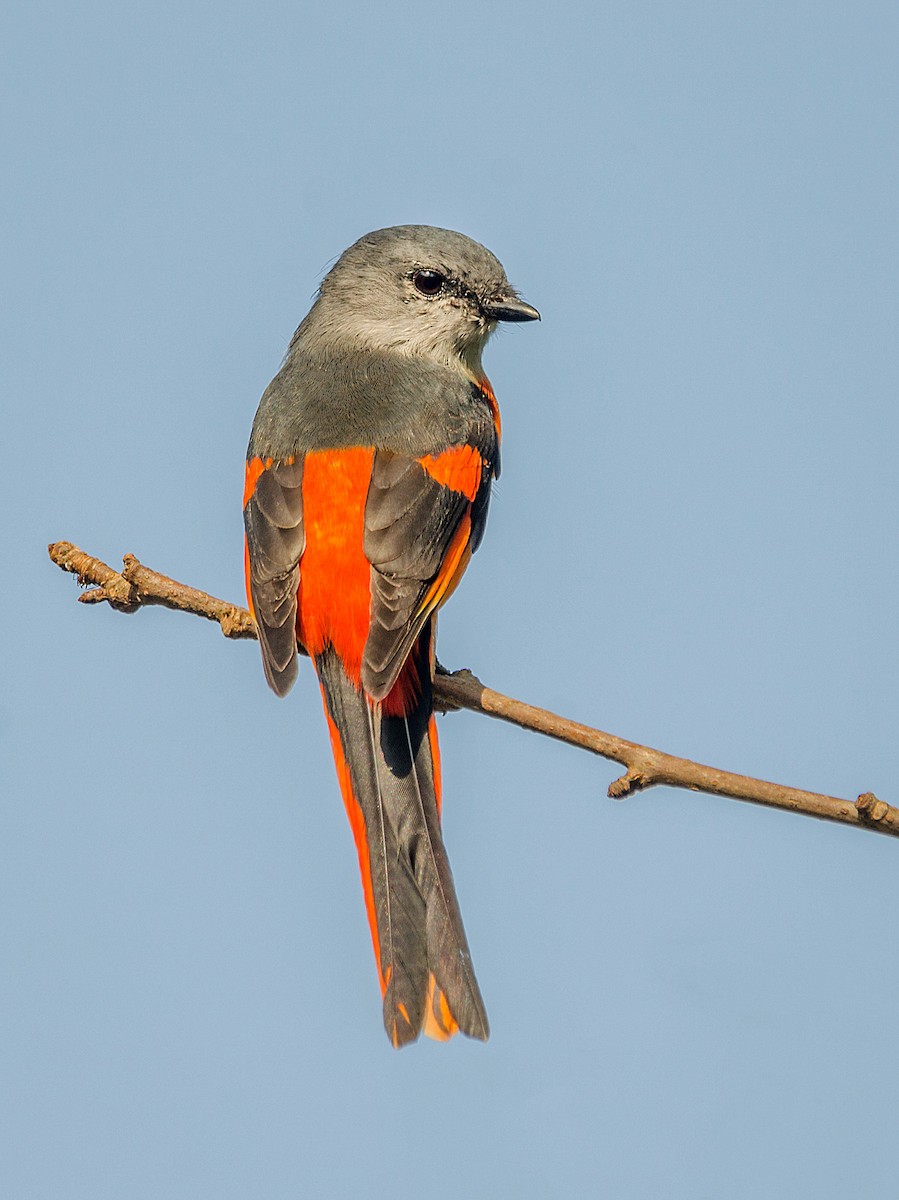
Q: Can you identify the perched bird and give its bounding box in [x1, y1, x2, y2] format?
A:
[243, 225, 539, 1046]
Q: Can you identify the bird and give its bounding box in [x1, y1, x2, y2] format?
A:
[243, 225, 539, 1046]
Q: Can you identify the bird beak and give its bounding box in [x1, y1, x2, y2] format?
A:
[482, 296, 541, 323]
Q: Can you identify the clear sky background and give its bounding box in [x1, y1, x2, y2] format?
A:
[4, 2, 899, 1196]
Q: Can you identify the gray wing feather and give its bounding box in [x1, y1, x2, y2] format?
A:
[362, 451, 471, 700]
[244, 458, 305, 696]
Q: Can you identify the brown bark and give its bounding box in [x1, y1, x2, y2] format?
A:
[48, 540, 898, 840]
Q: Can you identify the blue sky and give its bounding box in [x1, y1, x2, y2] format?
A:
[5, 2, 899, 1196]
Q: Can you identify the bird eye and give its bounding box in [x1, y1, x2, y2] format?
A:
[412, 269, 446, 297]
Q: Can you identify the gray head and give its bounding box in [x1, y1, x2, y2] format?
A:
[295, 225, 539, 373]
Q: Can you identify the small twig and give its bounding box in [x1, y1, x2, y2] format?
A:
[50, 541, 139, 609]
[48, 540, 898, 840]
[49, 541, 256, 637]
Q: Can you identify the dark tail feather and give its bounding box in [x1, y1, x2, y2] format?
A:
[316, 644, 488, 1048]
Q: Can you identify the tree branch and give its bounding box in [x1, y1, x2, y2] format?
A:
[48, 540, 898, 840]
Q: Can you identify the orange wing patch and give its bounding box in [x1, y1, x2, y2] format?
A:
[243, 454, 298, 508]
[418, 511, 473, 617]
[243, 455, 272, 508]
[418, 445, 483, 501]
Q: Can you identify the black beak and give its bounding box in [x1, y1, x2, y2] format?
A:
[482, 296, 541, 323]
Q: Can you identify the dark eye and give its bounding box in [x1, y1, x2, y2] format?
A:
[412, 269, 446, 297]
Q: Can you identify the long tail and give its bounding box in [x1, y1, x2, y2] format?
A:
[315, 642, 489, 1048]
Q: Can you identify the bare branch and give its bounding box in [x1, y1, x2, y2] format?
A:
[48, 540, 898, 840]
[49, 541, 256, 637]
